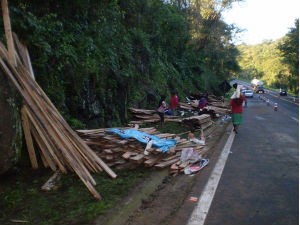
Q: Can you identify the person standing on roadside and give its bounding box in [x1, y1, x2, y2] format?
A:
[230, 83, 245, 134]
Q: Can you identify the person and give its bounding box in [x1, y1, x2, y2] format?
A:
[198, 95, 208, 109]
[244, 94, 247, 107]
[170, 91, 179, 115]
[157, 95, 167, 126]
[230, 83, 245, 134]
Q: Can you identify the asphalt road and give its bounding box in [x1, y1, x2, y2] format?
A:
[194, 92, 299, 225]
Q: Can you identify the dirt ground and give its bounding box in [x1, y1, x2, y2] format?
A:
[94, 119, 231, 225]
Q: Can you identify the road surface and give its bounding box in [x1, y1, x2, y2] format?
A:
[189, 92, 299, 225]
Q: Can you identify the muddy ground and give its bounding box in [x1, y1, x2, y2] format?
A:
[94, 120, 232, 225]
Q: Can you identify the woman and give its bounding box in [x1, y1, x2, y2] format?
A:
[230, 84, 245, 134]
[157, 95, 167, 126]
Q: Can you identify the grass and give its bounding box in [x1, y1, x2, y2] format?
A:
[0, 166, 155, 225]
[0, 122, 192, 225]
[0, 162, 158, 225]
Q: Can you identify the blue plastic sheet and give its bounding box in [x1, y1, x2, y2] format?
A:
[107, 128, 177, 153]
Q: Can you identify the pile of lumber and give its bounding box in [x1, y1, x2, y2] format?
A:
[180, 99, 231, 115]
[129, 96, 230, 125]
[0, 32, 116, 200]
[77, 126, 212, 175]
[129, 107, 181, 124]
[181, 114, 213, 130]
[1, 3, 117, 199]
[129, 107, 219, 130]
[0, 2, 220, 200]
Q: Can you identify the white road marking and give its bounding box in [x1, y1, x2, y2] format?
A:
[187, 130, 235, 225]
[291, 117, 299, 123]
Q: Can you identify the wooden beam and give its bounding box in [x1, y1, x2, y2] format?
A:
[21, 105, 38, 169]
[1, 0, 16, 66]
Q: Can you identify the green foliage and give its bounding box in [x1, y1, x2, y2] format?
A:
[277, 19, 299, 94]
[67, 118, 85, 129]
[0, 167, 152, 225]
[1, 0, 241, 128]
[237, 18, 299, 95]
[237, 41, 290, 88]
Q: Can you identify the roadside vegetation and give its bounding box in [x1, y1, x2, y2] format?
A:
[0, 165, 153, 225]
[0, 0, 241, 128]
[0, 1, 298, 224]
[0, 123, 190, 225]
[1, 1, 297, 128]
[237, 19, 299, 95]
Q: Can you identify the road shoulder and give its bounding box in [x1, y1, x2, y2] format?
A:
[94, 120, 233, 225]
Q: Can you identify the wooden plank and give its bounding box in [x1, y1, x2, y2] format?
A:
[162, 152, 180, 162]
[21, 105, 38, 169]
[143, 155, 164, 167]
[29, 122, 59, 171]
[122, 151, 138, 159]
[129, 154, 145, 164]
[170, 163, 179, 170]
[12, 33, 35, 78]
[41, 171, 61, 191]
[1, 0, 16, 65]
[0, 34, 113, 199]
[154, 158, 180, 168]
[25, 107, 66, 172]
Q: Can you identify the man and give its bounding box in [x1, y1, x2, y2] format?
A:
[170, 91, 179, 115]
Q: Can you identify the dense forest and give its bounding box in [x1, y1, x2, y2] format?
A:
[0, 0, 298, 128]
[237, 19, 299, 94]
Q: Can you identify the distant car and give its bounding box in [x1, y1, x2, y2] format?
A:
[279, 89, 287, 96]
[241, 87, 247, 93]
[256, 87, 265, 94]
[244, 90, 254, 98]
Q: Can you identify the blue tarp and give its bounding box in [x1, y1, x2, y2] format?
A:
[107, 128, 177, 153]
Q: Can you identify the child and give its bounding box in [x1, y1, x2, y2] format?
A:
[157, 95, 167, 126]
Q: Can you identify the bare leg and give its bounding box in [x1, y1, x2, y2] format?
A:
[233, 124, 238, 133]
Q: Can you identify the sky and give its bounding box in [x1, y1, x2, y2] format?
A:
[222, 0, 299, 45]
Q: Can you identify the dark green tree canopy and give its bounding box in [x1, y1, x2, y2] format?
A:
[277, 19, 299, 94]
[237, 19, 299, 95]
[1, 0, 242, 128]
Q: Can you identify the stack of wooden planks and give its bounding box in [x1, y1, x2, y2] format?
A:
[0, 33, 116, 200]
[129, 96, 230, 125]
[181, 114, 213, 130]
[0, 2, 222, 200]
[180, 99, 230, 115]
[129, 106, 220, 130]
[129, 107, 181, 124]
[77, 126, 211, 175]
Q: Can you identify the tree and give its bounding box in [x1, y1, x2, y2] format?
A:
[277, 19, 299, 94]
[237, 41, 291, 88]
[0, 0, 241, 128]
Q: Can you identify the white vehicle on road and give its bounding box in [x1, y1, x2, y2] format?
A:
[244, 90, 254, 98]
